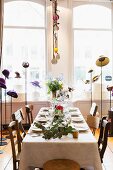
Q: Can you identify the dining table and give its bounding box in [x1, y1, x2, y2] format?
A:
[19, 106, 102, 170]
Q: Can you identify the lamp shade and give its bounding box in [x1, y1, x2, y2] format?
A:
[0, 78, 7, 89]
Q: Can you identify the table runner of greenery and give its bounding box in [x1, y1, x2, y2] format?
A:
[34, 115, 75, 139]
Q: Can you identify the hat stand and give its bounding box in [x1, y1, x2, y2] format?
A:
[6, 90, 18, 139]
[4, 78, 7, 125]
[96, 55, 109, 118]
[22, 62, 29, 106]
[0, 85, 7, 141]
[0, 88, 7, 147]
[2, 70, 9, 128]
[107, 86, 113, 137]
[5, 96, 13, 139]
[6, 96, 13, 128]
[10, 96, 12, 121]
[2, 79, 9, 136]
[106, 86, 113, 110]
[25, 67, 27, 106]
[88, 69, 93, 107]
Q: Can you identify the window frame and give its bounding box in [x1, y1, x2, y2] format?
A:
[2, 0, 47, 100]
[72, 1, 113, 95]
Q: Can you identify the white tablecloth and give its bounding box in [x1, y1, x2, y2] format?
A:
[19, 107, 102, 170]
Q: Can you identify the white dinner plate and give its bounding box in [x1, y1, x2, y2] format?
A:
[71, 117, 83, 123]
[39, 112, 49, 116]
[70, 112, 81, 117]
[74, 126, 89, 132]
[31, 125, 42, 132]
[69, 107, 78, 112]
[36, 117, 47, 123]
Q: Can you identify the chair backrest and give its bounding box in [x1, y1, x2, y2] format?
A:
[26, 104, 33, 127]
[98, 116, 110, 162]
[12, 109, 26, 141]
[43, 159, 80, 170]
[89, 102, 98, 116]
[8, 120, 21, 170]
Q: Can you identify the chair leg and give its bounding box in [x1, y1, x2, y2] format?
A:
[92, 128, 96, 135]
[28, 166, 43, 170]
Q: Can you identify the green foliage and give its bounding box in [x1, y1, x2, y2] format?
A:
[46, 79, 63, 94]
[34, 116, 74, 140]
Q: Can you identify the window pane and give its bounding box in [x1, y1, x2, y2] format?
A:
[74, 30, 112, 84]
[3, 28, 46, 82]
[4, 1, 45, 27]
[73, 3, 111, 29]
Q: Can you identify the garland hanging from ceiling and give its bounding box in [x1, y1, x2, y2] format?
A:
[50, 0, 60, 64]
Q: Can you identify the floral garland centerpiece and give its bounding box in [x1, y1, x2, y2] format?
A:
[54, 105, 63, 117]
[34, 114, 74, 139]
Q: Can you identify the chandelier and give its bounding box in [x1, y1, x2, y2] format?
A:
[50, 0, 60, 64]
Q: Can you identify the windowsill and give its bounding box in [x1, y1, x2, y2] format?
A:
[1, 88, 111, 103]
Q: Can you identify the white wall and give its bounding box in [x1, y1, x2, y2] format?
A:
[47, 0, 73, 84]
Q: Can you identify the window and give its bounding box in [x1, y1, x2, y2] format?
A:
[73, 2, 112, 99]
[2, 0, 46, 100]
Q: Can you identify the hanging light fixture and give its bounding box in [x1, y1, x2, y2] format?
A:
[50, 0, 60, 64]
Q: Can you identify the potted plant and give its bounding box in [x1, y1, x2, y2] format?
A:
[46, 79, 63, 98]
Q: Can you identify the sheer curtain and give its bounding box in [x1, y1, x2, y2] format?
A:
[0, 0, 4, 68]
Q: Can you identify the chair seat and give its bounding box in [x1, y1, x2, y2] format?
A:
[43, 159, 80, 170]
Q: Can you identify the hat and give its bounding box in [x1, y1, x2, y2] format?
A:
[15, 72, 21, 78]
[22, 62, 29, 68]
[7, 90, 18, 98]
[0, 78, 7, 89]
[2, 69, 10, 79]
[31, 81, 41, 88]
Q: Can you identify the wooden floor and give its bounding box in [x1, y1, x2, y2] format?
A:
[0, 130, 113, 170]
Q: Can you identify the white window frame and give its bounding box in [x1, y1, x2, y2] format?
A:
[2, 0, 47, 101]
[72, 1, 113, 99]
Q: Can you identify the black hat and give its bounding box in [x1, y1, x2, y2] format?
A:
[0, 78, 7, 89]
[7, 90, 18, 98]
[2, 69, 10, 79]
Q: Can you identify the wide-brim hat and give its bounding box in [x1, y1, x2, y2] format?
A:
[0, 78, 7, 89]
[96, 55, 109, 67]
[2, 69, 10, 79]
[7, 90, 18, 98]
[31, 81, 41, 88]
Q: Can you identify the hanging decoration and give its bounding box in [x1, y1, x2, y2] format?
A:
[50, 0, 60, 64]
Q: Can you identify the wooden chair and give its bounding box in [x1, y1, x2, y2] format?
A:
[12, 109, 26, 141]
[8, 120, 21, 170]
[87, 102, 100, 135]
[98, 116, 110, 163]
[89, 102, 98, 116]
[43, 159, 80, 170]
[26, 104, 33, 127]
